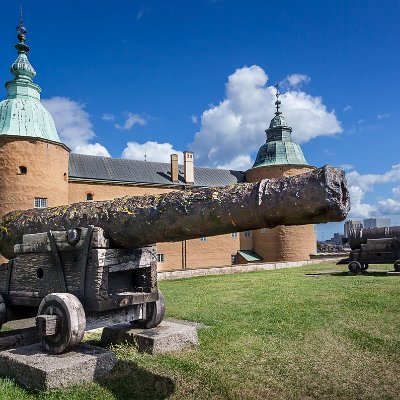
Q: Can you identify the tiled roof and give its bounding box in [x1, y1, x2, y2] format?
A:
[68, 153, 245, 188]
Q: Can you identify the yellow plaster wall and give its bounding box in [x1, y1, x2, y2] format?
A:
[0, 137, 69, 218]
[157, 234, 239, 271]
[243, 164, 316, 262]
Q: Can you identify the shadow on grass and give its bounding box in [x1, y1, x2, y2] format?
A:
[98, 360, 175, 400]
[305, 271, 390, 277]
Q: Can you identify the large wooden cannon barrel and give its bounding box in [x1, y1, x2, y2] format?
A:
[349, 226, 400, 250]
[0, 165, 349, 259]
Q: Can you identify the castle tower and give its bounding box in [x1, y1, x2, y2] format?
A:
[0, 14, 70, 222]
[244, 85, 316, 261]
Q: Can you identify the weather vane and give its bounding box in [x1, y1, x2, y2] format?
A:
[274, 82, 282, 115]
[16, 5, 27, 43]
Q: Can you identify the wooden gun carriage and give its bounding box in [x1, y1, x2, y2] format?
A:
[0, 226, 165, 354]
[0, 166, 350, 353]
[347, 226, 400, 273]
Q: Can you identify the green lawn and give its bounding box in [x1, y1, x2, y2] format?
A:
[0, 262, 399, 399]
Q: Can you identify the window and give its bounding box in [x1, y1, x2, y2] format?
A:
[199, 237, 207, 242]
[18, 166, 27, 174]
[34, 198, 47, 208]
[157, 254, 165, 263]
[231, 254, 237, 264]
[244, 231, 252, 237]
[261, 228, 269, 234]
[87, 193, 94, 201]
[231, 232, 238, 238]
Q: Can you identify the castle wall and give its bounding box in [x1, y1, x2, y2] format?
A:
[157, 234, 239, 271]
[68, 181, 175, 203]
[244, 164, 316, 262]
[0, 137, 69, 219]
[68, 181, 239, 271]
[245, 164, 315, 181]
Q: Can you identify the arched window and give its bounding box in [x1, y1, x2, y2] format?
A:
[87, 193, 94, 201]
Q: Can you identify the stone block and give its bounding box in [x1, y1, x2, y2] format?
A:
[0, 343, 116, 391]
[101, 320, 199, 354]
[0, 327, 39, 351]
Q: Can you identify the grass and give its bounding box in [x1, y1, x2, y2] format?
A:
[0, 262, 399, 399]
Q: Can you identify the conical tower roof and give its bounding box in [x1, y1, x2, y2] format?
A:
[0, 13, 60, 143]
[252, 85, 308, 168]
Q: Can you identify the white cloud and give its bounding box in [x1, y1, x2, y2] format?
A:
[340, 164, 354, 171]
[217, 155, 253, 171]
[42, 97, 110, 157]
[74, 143, 111, 157]
[377, 113, 390, 120]
[377, 186, 400, 215]
[343, 105, 352, 112]
[346, 165, 400, 218]
[378, 198, 400, 214]
[286, 73, 311, 86]
[102, 113, 116, 121]
[115, 113, 146, 130]
[191, 115, 198, 124]
[122, 141, 183, 163]
[393, 186, 400, 199]
[190, 65, 342, 168]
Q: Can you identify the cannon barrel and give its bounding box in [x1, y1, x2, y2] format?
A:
[0, 165, 349, 259]
[348, 226, 400, 250]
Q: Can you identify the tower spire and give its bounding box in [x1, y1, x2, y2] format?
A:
[10, 7, 36, 82]
[0, 7, 60, 143]
[17, 6, 27, 44]
[274, 82, 282, 116]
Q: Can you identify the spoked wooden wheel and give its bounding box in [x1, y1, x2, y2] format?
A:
[130, 290, 166, 329]
[348, 261, 362, 274]
[37, 293, 86, 354]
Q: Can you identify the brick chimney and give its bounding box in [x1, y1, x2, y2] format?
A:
[184, 151, 194, 184]
[170, 154, 179, 183]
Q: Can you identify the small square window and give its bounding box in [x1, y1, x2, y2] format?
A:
[231, 232, 238, 238]
[244, 231, 252, 237]
[200, 237, 207, 242]
[87, 193, 94, 201]
[261, 228, 269, 234]
[157, 254, 165, 263]
[34, 198, 47, 208]
[18, 166, 27, 174]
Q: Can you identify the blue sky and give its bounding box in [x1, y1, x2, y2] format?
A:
[1, 1, 399, 239]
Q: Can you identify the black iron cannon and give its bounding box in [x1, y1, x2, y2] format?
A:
[347, 226, 400, 273]
[0, 166, 349, 353]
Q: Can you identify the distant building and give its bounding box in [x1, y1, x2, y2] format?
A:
[363, 218, 391, 229]
[344, 220, 363, 238]
[327, 233, 344, 245]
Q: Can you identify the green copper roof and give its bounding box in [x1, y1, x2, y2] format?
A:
[251, 86, 308, 169]
[0, 19, 60, 143]
[237, 250, 263, 262]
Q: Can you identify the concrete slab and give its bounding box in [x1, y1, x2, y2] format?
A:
[387, 271, 400, 276]
[101, 320, 199, 354]
[0, 343, 116, 391]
